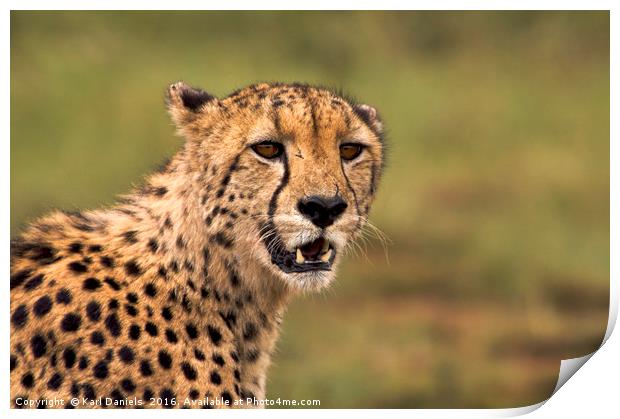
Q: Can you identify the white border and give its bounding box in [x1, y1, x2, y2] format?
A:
[3, 3, 616, 418]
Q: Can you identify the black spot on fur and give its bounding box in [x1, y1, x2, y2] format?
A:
[93, 360, 109, 379]
[145, 322, 158, 336]
[104, 277, 121, 290]
[148, 238, 158, 253]
[144, 283, 157, 297]
[125, 303, 138, 316]
[83, 277, 102, 291]
[158, 350, 173, 369]
[221, 391, 233, 405]
[47, 373, 63, 390]
[194, 349, 206, 361]
[33, 296, 53, 317]
[126, 292, 138, 303]
[30, 334, 47, 358]
[212, 353, 225, 367]
[157, 266, 168, 279]
[10, 269, 33, 289]
[165, 329, 178, 343]
[88, 244, 103, 252]
[219, 310, 237, 331]
[181, 295, 192, 313]
[184, 260, 194, 272]
[86, 301, 102, 321]
[176, 235, 185, 249]
[118, 346, 135, 364]
[24, 274, 44, 290]
[20, 242, 59, 265]
[56, 288, 72, 304]
[140, 360, 153, 377]
[61, 312, 82, 332]
[210, 232, 233, 248]
[153, 186, 168, 196]
[121, 378, 136, 393]
[105, 313, 121, 337]
[162, 307, 173, 321]
[210, 371, 222, 385]
[91, 331, 105, 346]
[68, 242, 83, 253]
[229, 271, 240, 287]
[109, 389, 125, 406]
[66, 211, 98, 232]
[21, 372, 35, 388]
[243, 322, 258, 341]
[79, 356, 89, 370]
[186, 279, 196, 291]
[122, 230, 138, 244]
[63, 348, 76, 368]
[124, 260, 142, 276]
[70, 382, 80, 396]
[100, 256, 115, 268]
[181, 362, 197, 380]
[11, 304, 28, 328]
[108, 298, 119, 310]
[185, 323, 199, 339]
[83, 383, 96, 400]
[129, 324, 141, 340]
[164, 216, 173, 229]
[246, 349, 260, 362]
[143, 388, 154, 401]
[159, 388, 175, 408]
[68, 261, 88, 273]
[207, 325, 222, 346]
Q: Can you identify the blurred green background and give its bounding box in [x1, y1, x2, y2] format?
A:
[11, 11, 609, 408]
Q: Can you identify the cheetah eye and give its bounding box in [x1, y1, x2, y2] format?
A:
[251, 141, 284, 159]
[339, 143, 364, 161]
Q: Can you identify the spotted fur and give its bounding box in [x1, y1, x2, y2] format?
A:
[10, 82, 384, 408]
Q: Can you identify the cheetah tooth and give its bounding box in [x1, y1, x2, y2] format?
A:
[320, 249, 332, 262]
[296, 248, 305, 264]
[322, 240, 330, 252]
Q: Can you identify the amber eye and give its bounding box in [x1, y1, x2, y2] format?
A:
[252, 141, 284, 159]
[339, 143, 364, 161]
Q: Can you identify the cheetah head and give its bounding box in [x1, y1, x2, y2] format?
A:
[167, 82, 384, 291]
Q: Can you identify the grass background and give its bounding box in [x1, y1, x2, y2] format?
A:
[11, 11, 609, 408]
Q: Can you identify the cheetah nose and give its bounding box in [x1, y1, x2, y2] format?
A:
[297, 196, 348, 229]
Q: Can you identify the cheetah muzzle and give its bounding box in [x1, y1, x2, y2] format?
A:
[10, 81, 384, 409]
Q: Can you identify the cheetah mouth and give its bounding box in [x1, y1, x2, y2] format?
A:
[285, 237, 336, 273]
[295, 237, 334, 264]
[262, 227, 336, 273]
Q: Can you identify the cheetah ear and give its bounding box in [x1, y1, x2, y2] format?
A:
[353, 104, 383, 136]
[166, 81, 217, 127]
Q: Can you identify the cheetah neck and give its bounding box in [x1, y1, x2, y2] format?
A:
[99, 157, 293, 399]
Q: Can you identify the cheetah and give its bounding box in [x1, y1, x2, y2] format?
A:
[10, 81, 384, 408]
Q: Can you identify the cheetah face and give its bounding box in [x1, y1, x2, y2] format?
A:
[167, 82, 384, 291]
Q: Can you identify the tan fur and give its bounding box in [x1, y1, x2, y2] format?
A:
[10, 82, 384, 408]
